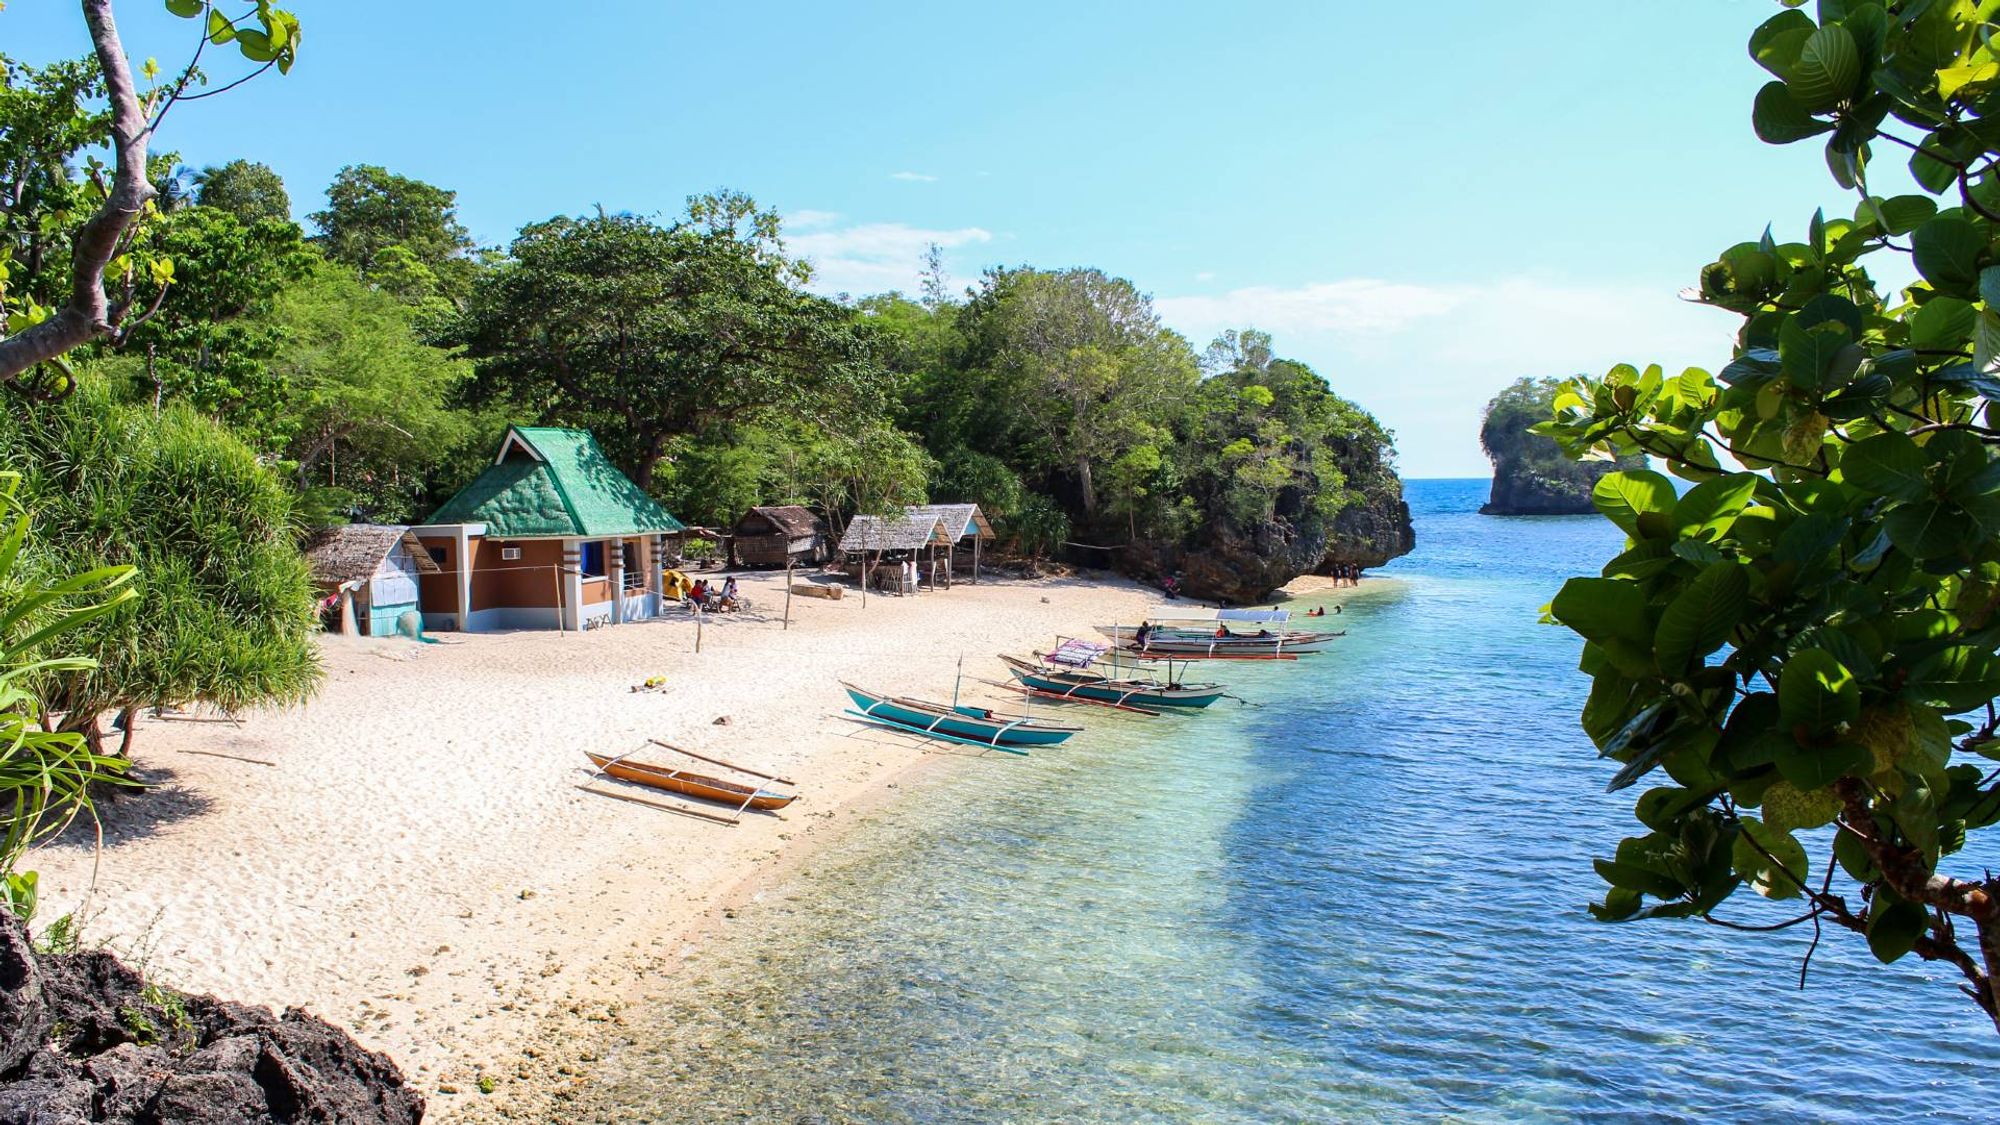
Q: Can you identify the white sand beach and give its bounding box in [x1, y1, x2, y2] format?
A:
[29, 569, 1158, 1118]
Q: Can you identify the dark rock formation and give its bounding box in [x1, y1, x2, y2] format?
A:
[1480, 468, 1607, 515]
[1479, 375, 1644, 515]
[0, 915, 422, 1124]
[1321, 487, 1415, 570]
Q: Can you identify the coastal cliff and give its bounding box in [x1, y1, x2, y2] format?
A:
[0, 916, 421, 1124]
[1479, 376, 1642, 515]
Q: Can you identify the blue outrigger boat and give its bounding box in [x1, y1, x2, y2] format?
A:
[996, 650, 1227, 712]
[840, 681, 1081, 752]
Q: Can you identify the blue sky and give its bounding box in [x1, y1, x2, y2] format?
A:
[6, 1, 1906, 475]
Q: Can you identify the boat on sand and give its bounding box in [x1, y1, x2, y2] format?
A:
[584, 743, 798, 818]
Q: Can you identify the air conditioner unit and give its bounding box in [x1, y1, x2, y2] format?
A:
[501, 547, 521, 561]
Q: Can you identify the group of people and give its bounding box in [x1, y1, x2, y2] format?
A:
[1327, 563, 1365, 587]
[685, 575, 741, 612]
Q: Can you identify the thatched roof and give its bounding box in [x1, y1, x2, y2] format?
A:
[837, 513, 948, 553]
[734, 505, 824, 539]
[908, 503, 994, 541]
[303, 524, 439, 587]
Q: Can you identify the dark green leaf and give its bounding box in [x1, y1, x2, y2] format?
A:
[1780, 647, 1860, 731]
[1911, 216, 1985, 292]
[1655, 561, 1750, 673]
[1840, 430, 1929, 501]
[1884, 499, 1979, 559]
[1753, 81, 1835, 143]
[1866, 896, 1928, 963]
[164, 0, 203, 17]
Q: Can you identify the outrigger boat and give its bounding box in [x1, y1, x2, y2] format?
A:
[583, 742, 798, 822]
[996, 641, 1226, 711]
[1096, 607, 1340, 658]
[841, 681, 1080, 752]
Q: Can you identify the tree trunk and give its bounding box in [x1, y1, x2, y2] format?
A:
[0, 0, 154, 382]
[1075, 455, 1096, 518]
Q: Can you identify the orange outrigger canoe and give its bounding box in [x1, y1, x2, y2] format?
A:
[585, 743, 798, 815]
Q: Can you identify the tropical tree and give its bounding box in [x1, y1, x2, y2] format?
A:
[261, 258, 474, 518]
[957, 268, 1197, 519]
[0, 378, 320, 755]
[0, 0, 301, 387]
[192, 157, 289, 224]
[309, 164, 476, 303]
[454, 194, 886, 489]
[1538, 0, 2000, 1030]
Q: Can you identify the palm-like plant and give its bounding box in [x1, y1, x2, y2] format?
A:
[0, 472, 137, 920]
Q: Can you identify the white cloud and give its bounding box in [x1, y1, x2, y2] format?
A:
[786, 209, 842, 231]
[1194, 271, 1215, 282]
[890, 171, 938, 182]
[1156, 275, 1739, 477]
[787, 218, 994, 296]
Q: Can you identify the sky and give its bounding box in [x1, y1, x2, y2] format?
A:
[3, 0, 1916, 476]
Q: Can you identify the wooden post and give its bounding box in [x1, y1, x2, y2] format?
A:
[695, 605, 704, 653]
[973, 534, 982, 585]
[784, 563, 794, 630]
[552, 562, 565, 634]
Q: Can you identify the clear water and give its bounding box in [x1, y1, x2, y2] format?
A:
[581, 479, 1997, 1123]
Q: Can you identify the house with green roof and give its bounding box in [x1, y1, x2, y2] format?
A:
[411, 426, 687, 631]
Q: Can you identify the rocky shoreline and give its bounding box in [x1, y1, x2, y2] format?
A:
[0, 915, 422, 1124]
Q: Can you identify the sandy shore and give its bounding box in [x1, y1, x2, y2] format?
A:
[29, 568, 1157, 1119]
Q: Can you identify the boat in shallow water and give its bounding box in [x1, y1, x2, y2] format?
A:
[997, 653, 1226, 710]
[1094, 623, 1340, 656]
[585, 744, 798, 816]
[841, 681, 1081, 748]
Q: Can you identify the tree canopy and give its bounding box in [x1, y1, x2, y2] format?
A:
[193, 158, 291, 225]
[453, 195, 885, 489]
[1539, 0, 2000, 1031]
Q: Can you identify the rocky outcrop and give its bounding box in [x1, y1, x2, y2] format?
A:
[0, 915, 422, 1124]
[1125, 479, 1415, 605]
[1480, 468, 1605, 515]
[1321, 488, 1415, 570]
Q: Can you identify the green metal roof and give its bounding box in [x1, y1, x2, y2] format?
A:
[427, 427, 686, 538]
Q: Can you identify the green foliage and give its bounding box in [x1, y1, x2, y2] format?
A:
[0, 472, 138, 921]
[1540, 0, 2000, 1028]
[310, 164, 476, 303]
[0, 379, 320, 750]
[192, 160, 290, 225]
[1481, 377, 1645, 509]
[454, 194, 886, 490]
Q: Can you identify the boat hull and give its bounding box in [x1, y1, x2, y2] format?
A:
[1094, 625, 1338, 655]
[585, 752, 796, 810]
[841, 683, 1078, 746]
[1000, 657, 1223, 709]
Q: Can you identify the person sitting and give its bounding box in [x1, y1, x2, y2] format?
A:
[688, 579, 708, 608]
[720, 576, 740, 610]
[1135, 622, 1154, 648]
[1255, 627, 1271, 637]
[1214, 624, 1230, 638]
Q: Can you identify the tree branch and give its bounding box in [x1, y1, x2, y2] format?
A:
[0, 0, 156, 383]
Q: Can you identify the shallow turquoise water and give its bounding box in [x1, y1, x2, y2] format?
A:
[582, 480, 1996, 1123]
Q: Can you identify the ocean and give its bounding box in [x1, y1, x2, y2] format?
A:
[581, 478, 1996, 1123]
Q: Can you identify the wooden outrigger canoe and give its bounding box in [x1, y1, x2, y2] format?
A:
[1094, 624, 1340, 656]
[997, 654, 1226, 710]
[840, 681, 1080, 750]
[584, 742, 798, 820]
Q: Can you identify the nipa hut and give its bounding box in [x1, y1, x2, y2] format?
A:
[836, 512, 950, 595]
[730, 505, 828, 568]
[303, 524, 441, 637]
[906, 503, 995, 583]
[412, 426, 686, 632]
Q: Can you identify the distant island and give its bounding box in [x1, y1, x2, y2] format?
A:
[1479, 377, 1644, 515]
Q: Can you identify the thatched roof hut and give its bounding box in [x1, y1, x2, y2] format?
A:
[302, 524, 440, 636]
[837, 513, 949, 554]
[731, 505, 828, 568]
